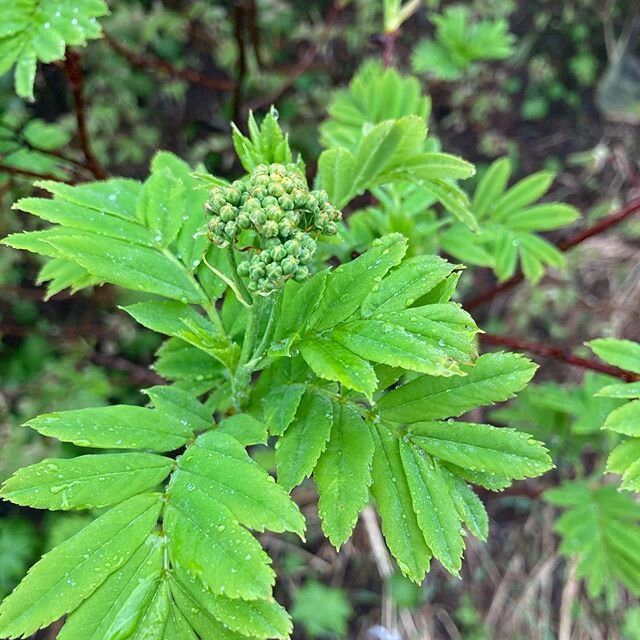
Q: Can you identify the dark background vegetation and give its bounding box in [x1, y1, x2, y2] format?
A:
[1, 1, 639, 638]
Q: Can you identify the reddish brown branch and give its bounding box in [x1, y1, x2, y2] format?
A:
[464, 196, 640, 311]
[63, 50, 107, 180]
[103, 31, 234, 92]
[481, 333, 640, 382]
[0, 163, 75, 183]
[247, 1, 343, 112]
[381, 31, 399, 68]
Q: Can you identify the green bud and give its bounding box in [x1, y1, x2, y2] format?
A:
[284, 239, 301, 256]
[263, 221, 279, 238]
[237, 213, 251, 229]
[279, 194, 294, 211]
[271, 244, 287, 262]
[244, 197, 261, 210]
[279, 218, 296, 237]
[293, 266, 309, 282]
[250, 264, 265, 279]
[224, 221, 237, 238]
[265, 205, 284, 221]
[237, 260, 251, 277]
[281, 255, 298, 274]
[219, 204, 236, 222]
[292, 189, 308, 208]
[251, 186, 268, 200]
[324, 221, 338, 236]
[250, 210, 267, 227]
[225, 187, 242, 206]
[266, 263, 283, 281]
[262, 195, 278, 207]
[268, 182, 285, 198]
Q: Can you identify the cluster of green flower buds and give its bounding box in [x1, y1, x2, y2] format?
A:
[205, 163, 341, 295]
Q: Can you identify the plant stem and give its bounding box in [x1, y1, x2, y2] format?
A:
[226, 246, 253, 306]
[63, 49, 107, 180]
[249, 289, 283, 366]
[481, 333, 640, 382]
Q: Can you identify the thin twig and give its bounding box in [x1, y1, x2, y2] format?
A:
[103, 31, 234, 92]
[0, 122, 88, 171]
[63, 50, 107, 180]
[481, 333, 640, 382]
[0, 163, 75, 183]
[247, 0, 344, 112]
[464, 196, 640, 311]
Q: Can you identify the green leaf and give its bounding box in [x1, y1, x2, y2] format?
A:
[596, 381, 640, 398]
[232, 106, 295, 172]
[422, 179, 479, 231]
[6, 231, 206, 303]
[15, 50, 37, 101]
[317, 147, 356, 209]
[603, 400, 640, 436]
[144, 385, 212, 432]
[361, 255, 457, 315]
[399, 446, 463, 574]
[217, 414, 268, 445]
[26, 405, 193, 452]
[276, 390, 334, 491]
[545, 482, 640, 597]
[308, 234, 407, 332]
[0, 494, 162, 639]
[271, 272, 328, 356]
[506, 204, 579, 232]
[58, 534, 165, 640]
[169, 576, 249, 640]
[1, 453, 173, 510]
[333, 304, 477, 377]
[588, 338, 640, 374]
[442, 468, 488, 541]
[607, 440, 640, 492]
[137, 169, 186, 247]
[165, 475, 274, 600]
[315, 401, 374, 548]
[154, 338, 225, 383]
[300, 335, 378, 398]
[473, 158, 511, 218]
[179, 431, 305, 536]
[378, 352, 537, 423]
[14, 194, 156, 246]
[410, 421, 553, 479]
[173, 565, 291, 639]
[492, 171, 555, 219]
[124, 301, 235, 366]
[262, 384, 306, 436]
[5, 1, 108, 99]
[370, 424, 431, 582]
[320, 60, 431, 151]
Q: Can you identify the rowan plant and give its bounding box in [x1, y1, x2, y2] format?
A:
[0, 90, 561, 637]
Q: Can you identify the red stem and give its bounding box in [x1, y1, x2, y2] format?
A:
[63, 50, 107, 180]
[103, 31, 234, 92]
[464, 196, 640, 311]
[481, 333, 640, 382]
[0, 163, 75, 183]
